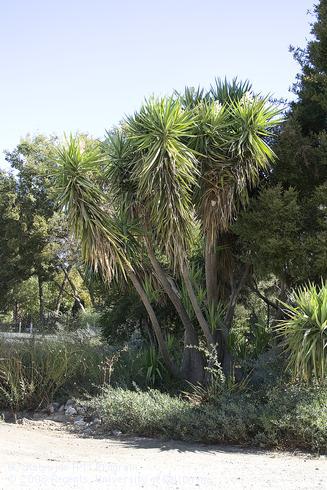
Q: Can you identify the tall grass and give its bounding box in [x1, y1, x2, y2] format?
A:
[0, 337, 108, 413]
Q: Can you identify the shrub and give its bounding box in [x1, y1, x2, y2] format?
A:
[84, 383, 327, 452]
[277, 282, 327, 382]
[256, 383, 327, 451]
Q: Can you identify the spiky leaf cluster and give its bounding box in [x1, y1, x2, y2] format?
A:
[277, 282, 327, 382]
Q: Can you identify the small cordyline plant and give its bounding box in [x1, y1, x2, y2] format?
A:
[276, 281, 327, 383]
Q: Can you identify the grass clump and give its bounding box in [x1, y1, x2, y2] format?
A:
[0, 336, 109, 413]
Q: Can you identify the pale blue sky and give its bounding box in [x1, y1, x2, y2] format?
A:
[1, 0, 314, 168]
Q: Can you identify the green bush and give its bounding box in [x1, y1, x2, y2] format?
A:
[257, 384, 327, 451]
[84, 384, 327, 452]
[277, 281, 327, 382]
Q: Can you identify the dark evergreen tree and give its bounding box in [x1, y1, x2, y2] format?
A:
[236, 0, 327, 288]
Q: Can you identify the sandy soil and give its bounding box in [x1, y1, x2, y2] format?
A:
[0, 420, 326, 489]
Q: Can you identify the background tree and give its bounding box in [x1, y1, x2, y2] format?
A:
[0, 136, 93, 327]
[235, 0, 327, 297]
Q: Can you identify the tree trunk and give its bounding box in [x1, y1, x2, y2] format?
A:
[205, 236, 219, 307]
[61, 266, 85, 312]
[224, 263, 250, 331]
[181, 326, 204, 384]
[218, 263, 251, 376]
[128, 269, 179, 378]
[181, 263, 214, 346]
[54, 276, 67, 314]
[38, 276, 45, 323]
[205, 234, 226, 363]
[13, 301, 19, 327]
[145, 240, 204, 383]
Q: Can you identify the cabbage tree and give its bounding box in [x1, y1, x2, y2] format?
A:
[54, 136, 178, 377]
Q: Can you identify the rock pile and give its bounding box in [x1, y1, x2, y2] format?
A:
[44, 399, 102, 431]
[2, 399, 102, 433]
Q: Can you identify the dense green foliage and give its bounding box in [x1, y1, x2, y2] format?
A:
[235, 0, 327, 288]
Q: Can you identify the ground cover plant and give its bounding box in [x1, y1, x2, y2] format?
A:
[83, 383, 327, 453]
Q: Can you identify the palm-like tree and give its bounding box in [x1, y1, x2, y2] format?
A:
[125, 97, 198, 265]
[125, 98, 215, 347]
[104, 106, 205, 382]
[54, 79, 282, 380]
[54, 136, 178, 377]
[277, 282, 327, 382]
[127, 82, 281, 373]
[187, 80, 281, 371]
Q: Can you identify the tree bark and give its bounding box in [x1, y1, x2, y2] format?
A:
[38, 276, 45, 323]
[145, 239, 204, 383]
[13, 301, 19, 327]
[54, 276, 67, 314]
[181, 264, 214, 346]
[218, 263, 251, 376]
[224, 264, 250, 331]
[205, 236, 219, 307]
[61, 266, 85, 312]
[128, 269, 179, 378]
[181, 327, 204, 384]
[204, 234, 228, 365]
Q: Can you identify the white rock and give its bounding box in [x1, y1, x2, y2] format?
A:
[65, 406, 77, 416]
[112, 430, 122, 436]
[65, 399, 75, 408]
[74, 419, 86, 427]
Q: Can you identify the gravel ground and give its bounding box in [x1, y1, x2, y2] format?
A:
[0, 420, 326, 489]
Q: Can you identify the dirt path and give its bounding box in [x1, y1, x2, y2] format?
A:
[0, 421, 326, 489]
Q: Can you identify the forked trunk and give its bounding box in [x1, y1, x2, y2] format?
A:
[145, 240, 204, 383]
[128, 269, 179, 378]
[181, 263, 214, 346]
